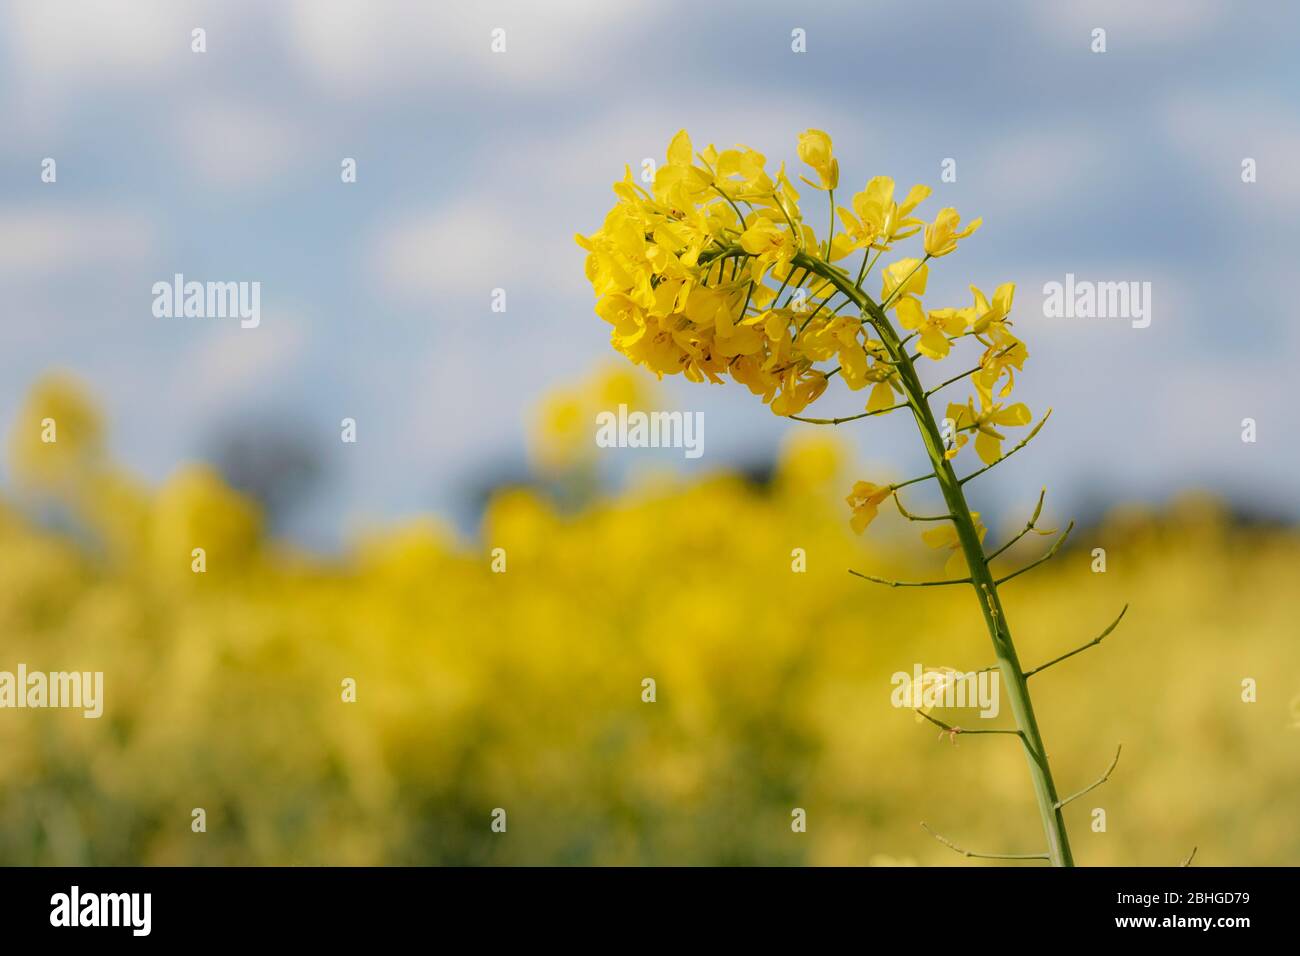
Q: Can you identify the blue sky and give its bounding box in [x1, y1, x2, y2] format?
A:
[2, 0, 1298, 548]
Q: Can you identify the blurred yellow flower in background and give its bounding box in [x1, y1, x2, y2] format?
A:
[8, 372, 105, 492]
[151, 465, 262, 578]
[531, 363, 655, 473]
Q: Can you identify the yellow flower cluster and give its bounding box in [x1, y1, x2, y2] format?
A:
[578, 129, 1037, 539]
[577, 130, 1019, 418]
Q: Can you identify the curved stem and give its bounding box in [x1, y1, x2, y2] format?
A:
[794, 251, 1075, 867]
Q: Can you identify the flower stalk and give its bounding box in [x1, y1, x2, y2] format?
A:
[792, 250, 1075, 866]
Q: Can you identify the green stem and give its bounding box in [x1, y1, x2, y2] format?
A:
[794, 252, 1075, 867]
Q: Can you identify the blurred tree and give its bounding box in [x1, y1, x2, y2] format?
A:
[206, 421, 323, 532]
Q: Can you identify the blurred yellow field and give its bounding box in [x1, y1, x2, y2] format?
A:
[2, 374, 1295, 866]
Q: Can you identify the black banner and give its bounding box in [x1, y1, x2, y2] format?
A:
[0, 866, 1276, 942]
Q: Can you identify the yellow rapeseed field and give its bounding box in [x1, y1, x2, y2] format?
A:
[1, 372, 1296, 865]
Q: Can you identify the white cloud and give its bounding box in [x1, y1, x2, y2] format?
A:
[4, 0, 190, 81]
[281, 0, 651, 97]
[979, 127, 1106, 212]
[479, 97, 878, 215]
[1028, 0, 1224, 44]
[368, 199, 574, 302]
[177, 100, 309, 190]
[0, 0, 241, 133]
[1141, 328, 1298, 483]
[0, 207, 156, 278]
[1163, 91, 1300, 212]
[175, 315, 308, 411]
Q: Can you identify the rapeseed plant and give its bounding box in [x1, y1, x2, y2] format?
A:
[577, 129, 1133, 865]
